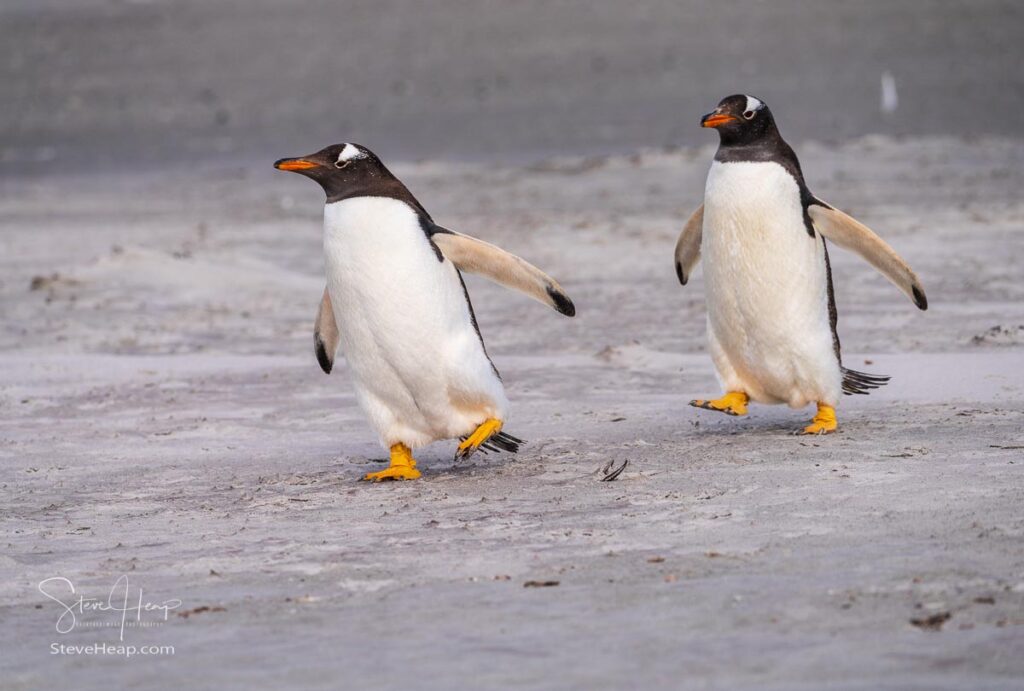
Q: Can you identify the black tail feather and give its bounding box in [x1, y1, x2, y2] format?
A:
[842, 367, 891, 395]
[480, 431, 522, 454]
[461, 430, 523, 455]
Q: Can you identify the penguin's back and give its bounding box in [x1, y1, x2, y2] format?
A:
[322, 196, 507, 447]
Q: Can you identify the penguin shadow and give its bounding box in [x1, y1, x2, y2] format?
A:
[353, 446, 513, 482]
[687, 410, 833, 438]
[435, 448, 519, 479]
[247, 464, 361, 499]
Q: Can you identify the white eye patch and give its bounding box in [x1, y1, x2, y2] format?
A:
[336, 144, 366, 166]
[744, 95, 764, 115]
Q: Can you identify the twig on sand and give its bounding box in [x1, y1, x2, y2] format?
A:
[910, 612, 951, 631]
[600, 460, 629, 482]
[523, 580, 560, 588]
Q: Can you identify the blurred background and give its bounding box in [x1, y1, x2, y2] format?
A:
[2, 0, 1021, 173]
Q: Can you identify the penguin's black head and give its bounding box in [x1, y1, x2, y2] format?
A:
[701, 94, 779, 146]
[274, 143, 395, 199]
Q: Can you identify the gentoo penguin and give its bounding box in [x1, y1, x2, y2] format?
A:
[675, 95, 927, 434]
[275, 143, 575, 480]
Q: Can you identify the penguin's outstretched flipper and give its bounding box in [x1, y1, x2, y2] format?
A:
[674, 203, 704, 285]
[431, 229, 576, 317]
[455, 419, 521, 461]
[313, 287, 340, 374]
[808, 203, 928, 311]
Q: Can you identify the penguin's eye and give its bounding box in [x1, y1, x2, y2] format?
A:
[334, 159, 351, 170]
[743, 110, 756, 120]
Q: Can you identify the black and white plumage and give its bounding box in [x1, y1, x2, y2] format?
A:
[676, 95, 927, 409]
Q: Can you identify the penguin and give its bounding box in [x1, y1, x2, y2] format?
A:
[674, 95, 927, 434]
[275, 143, 575, 480]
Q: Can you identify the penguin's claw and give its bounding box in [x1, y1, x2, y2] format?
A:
[363, 443, 421, 482]
[455, 418, 503, 461]
[689, 392, 749, 417]
[802, 404, 837, 435]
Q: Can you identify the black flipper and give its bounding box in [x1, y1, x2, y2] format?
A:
[314, 333, 333, 374]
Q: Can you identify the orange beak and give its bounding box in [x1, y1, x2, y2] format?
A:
[274, 157, 319, 172]
[701, 112, 737, 128]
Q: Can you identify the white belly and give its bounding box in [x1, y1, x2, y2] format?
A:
[702, 160, 841, 407]
[323, 197, 507, 448]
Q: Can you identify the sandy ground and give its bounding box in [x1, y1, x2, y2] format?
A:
[2, 137, 1024, 689]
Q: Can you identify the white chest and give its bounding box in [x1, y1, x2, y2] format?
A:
[702, 160, 820, 277]
[320, 195, 472, 357]
[323, 196, 433, 272]
[704, 160, 804, 242]
[321, 195, 465, 321]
